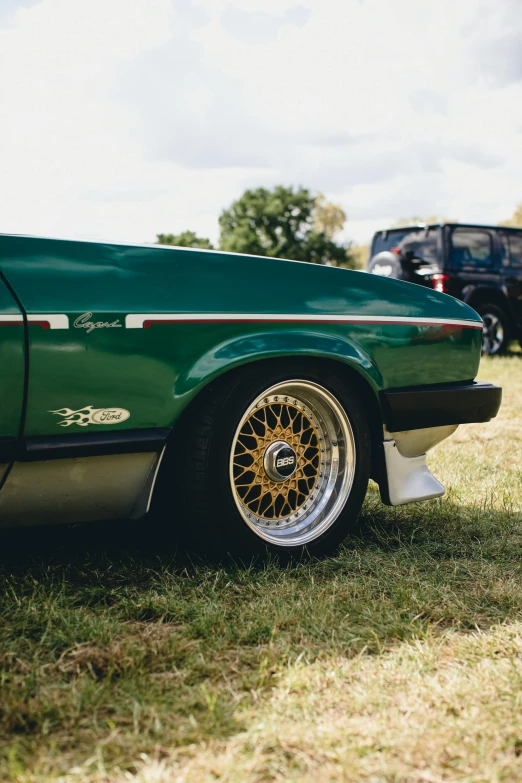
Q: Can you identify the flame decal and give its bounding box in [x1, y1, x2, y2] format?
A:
[50, 406, 100, 426]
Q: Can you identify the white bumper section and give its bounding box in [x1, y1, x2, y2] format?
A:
[381, 425, 458, 506]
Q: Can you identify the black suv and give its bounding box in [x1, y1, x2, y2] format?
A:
[367, 223, 522, 355]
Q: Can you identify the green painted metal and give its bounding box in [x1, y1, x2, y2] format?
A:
[0, 276, 25, 477]
[0, 235, 482, 437]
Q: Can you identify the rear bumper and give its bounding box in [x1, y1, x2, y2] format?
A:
[377, 380, 501, 506]
[381, 381, 502, 432]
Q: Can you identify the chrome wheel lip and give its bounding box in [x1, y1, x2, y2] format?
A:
[481, 312, 504, 355]
[229, 380, 356, 548]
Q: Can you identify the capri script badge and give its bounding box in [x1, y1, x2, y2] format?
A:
[74, 312, 122, 333]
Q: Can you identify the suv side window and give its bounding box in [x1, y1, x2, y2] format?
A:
[450, 229, 493, 269]
[399, 228, 440, 264]
[507, 233, 522, 268]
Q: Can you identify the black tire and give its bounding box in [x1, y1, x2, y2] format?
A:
[475, 303, 510, 355]
[160, 361, 371, 560]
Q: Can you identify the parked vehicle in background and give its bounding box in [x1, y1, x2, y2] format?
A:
[367, 224, 522, 355]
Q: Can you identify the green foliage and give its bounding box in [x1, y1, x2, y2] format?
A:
[350, 243, 370, 270]
[218, 185, 353, 266]
[313, 193, 346, 239]
[499, 203, 522, 228]
[156, 231, 214, 249]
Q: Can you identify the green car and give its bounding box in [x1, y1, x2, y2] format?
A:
[0, 234, 501, 557]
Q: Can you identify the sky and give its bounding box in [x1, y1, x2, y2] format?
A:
[0, 0, 521, 247]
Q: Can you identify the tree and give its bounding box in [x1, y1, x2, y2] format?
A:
[313, 193, 346, 239]
[156, 231, 214, 249]
[218, 185, 353, 266]
[499, 203, 522, 228]
[350, 244, 370, 270]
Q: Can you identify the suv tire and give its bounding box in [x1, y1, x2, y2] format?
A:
[476, 303, 510, 355]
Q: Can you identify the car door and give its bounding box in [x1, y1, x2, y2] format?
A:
[0, 274, 25, 484]
[500, 231, 522, 327]
[448, 227, 501, 298]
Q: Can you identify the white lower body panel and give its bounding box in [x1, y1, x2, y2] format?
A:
[0, 451, 163, 527]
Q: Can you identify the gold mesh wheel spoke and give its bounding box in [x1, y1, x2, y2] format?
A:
[229, 380, 356, 547]
[232, 399, 320, 520]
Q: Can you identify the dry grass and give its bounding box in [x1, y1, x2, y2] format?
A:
[1, 351, 521, 782]
[135, 625, 522, 783]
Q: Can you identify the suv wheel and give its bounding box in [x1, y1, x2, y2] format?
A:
[476, 303, 510, 355]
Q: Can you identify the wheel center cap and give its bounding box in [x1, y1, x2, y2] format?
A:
[264, 441, 297, 482]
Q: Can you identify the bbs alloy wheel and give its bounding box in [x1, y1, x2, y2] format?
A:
[168, 362, 371, 558]
[230, 381, 356, 547]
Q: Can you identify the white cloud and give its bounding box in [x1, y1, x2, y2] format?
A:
[220, 5, 310, 46]
[0, 0, 521, 247]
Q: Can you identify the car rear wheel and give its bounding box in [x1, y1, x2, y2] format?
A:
[476, 303, 510, 355]
[170, 363, 371, 559]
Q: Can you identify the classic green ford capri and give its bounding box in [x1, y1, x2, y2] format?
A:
[0, 234, 501, 556]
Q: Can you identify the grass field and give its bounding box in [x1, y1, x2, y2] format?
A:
[1, 353, 521, 782]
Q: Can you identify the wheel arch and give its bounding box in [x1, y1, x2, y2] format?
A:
[176, 330, 384, 398]
[463, 285, 513, 329]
